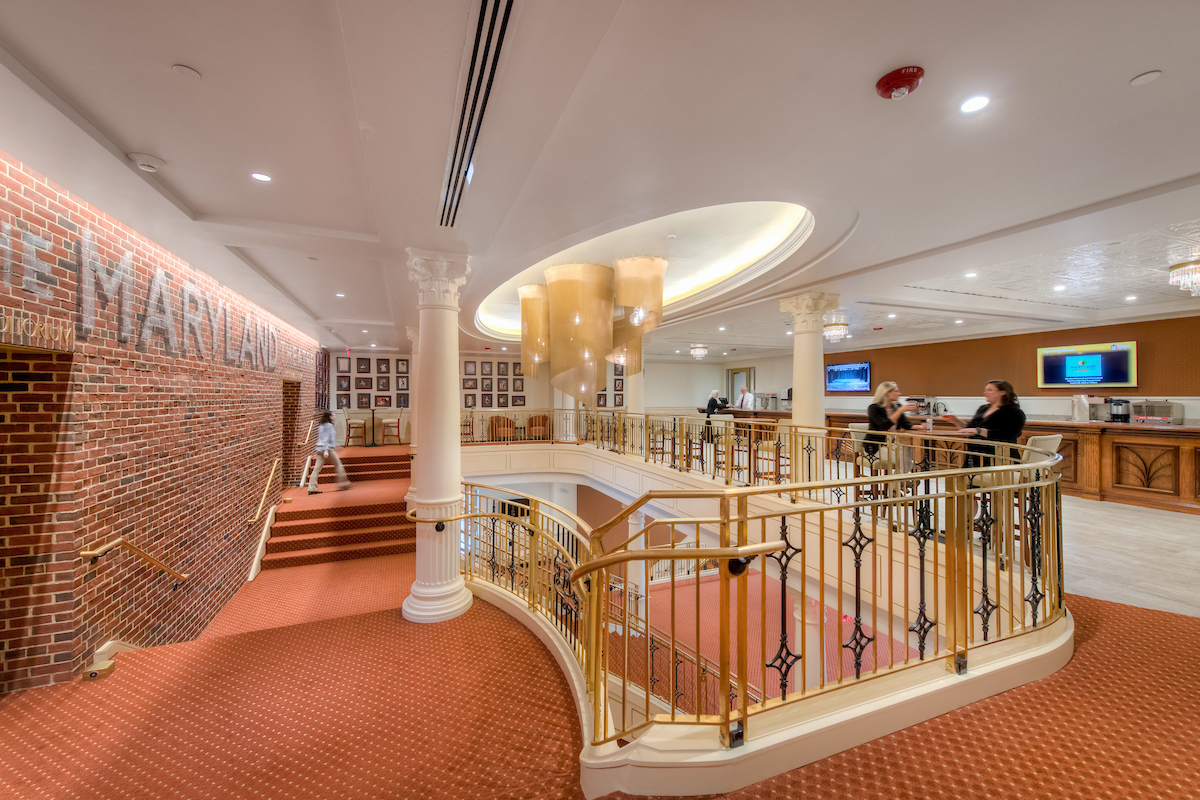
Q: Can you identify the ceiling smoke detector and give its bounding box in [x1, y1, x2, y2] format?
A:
[128, 153, 166, 173]
[876, 66, 924, 99]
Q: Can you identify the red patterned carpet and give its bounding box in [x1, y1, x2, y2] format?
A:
[3, 551, 1199, 799]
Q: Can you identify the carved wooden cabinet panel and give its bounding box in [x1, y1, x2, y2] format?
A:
[1112, 443, 1178, 494]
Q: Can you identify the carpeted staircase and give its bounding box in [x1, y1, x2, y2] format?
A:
[262, 449, 415, 570]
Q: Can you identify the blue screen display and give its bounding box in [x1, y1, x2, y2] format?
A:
[826, 362, 871, 392]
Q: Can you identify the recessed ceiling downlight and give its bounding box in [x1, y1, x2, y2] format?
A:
[251, 173, 272, 182]
[1125, 295, 1137, 301]
[172, 64, 202, 81]
[1130, 71, 1162, 87]
[960, 96, 989, 114]
[1053, 285, 1066, 292]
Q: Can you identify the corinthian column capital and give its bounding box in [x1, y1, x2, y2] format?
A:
[406, 248, 471, 309]
[779, 292, 840, 334]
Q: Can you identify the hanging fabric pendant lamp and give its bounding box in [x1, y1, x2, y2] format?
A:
[545, 263, 615, 406]
[518, 284, 549, 378]
[609, 256, 665, 377]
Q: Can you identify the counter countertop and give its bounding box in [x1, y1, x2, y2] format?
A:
[825, 410, 1200, 434]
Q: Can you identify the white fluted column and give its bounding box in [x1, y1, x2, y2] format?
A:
[780, 292, 839, 430]
[402, 249, 473, 624]
[404, 326, 419, 505]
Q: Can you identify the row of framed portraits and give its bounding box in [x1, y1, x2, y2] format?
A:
[462, 377, 524, 392]
[464, 394, 525, 408]
[337, 376, 408, 392]
[336, 393, 410, 409]
[462, 360, 521, 377]
[596, 394, 625, 408]
[337, 356, 410, 375]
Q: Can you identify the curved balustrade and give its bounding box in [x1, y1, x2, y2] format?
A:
[417, 427, 1065, 752]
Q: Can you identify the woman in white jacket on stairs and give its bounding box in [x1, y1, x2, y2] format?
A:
[308, 411, 353, 495]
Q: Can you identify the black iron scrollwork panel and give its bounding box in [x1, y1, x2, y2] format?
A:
[766, 516, 803, 699]
[1024, 474, 1046, 625]
[973, 493, 998, 640]
[908, 498, 936, 658]
[841, 508, 876, 679]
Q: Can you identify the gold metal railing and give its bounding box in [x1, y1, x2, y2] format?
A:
[252, 457, 282, 522]
[423, 427, 1064, 749]
[80, 537, 190, 587]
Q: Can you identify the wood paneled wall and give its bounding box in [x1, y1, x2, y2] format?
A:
[826, 316, 1200, 397]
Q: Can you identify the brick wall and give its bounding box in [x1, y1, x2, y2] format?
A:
[0, 150, 320, 692]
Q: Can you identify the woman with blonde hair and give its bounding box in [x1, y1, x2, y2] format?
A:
[865, 381, 917, 456]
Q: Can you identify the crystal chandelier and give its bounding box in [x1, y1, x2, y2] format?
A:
[822, 307, 849, 343]
[690, 344, 708, 360]
[1169, 259, 1200, 296]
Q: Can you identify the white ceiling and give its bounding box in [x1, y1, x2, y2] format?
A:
[1, 0, 1198, 357]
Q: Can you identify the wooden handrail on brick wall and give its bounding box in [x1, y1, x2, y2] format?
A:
[80, 537, 189, 587]
[253, 458, 282, 523]
[303, 419, 315, 445]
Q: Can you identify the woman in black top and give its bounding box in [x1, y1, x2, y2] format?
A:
[704, 390, 727, 443]
[941, 380, 1026, 467]
[865, 381, 917, 456]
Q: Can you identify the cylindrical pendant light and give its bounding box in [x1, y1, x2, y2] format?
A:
[610, 256, 665, 376]
[546, 263, 614, 406]
[518, 284, 549, 378]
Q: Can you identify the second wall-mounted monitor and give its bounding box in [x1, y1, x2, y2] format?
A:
[1037, 341, 1138, 388]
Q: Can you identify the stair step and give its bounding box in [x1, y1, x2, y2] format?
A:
[266, 525, 415, 554]
[335, 454, 411, 466]
[271, 510, 411, 535]
[317, 469, 408, 484]
[275, 499, 410, 522]
[259, 539, 416, 570]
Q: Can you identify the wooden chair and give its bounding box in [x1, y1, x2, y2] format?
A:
[380, 417, 401, 445]
[344, 414, 366, 446]
[489, 416, 516, 442]
[974, 433, 1063, 568]
[527, 414, 551, 441]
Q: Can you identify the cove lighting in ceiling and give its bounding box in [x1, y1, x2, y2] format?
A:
[251, 173, 272, 182]
[960, 96, 989, 114]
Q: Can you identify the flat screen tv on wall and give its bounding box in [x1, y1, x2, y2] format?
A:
[1037, 341, 1138, 388]
[825, 361, 871, 392]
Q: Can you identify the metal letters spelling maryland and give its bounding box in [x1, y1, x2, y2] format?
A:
[2, 225, 280, 371]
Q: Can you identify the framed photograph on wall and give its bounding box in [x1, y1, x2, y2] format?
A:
[337, 357, 351, 373]
[481, 394, 493, 408]
[482, 377, 493, 392]
[337, 393, 351, 409]
[337, 376, 351, 391]
[497, 378, 508, 392]
[614, 393, 624, 407]
[463, 361, 477, 376]
[377, 358, 390, 374]
[397, 359, 409, 374]
[614, 364, 624, 377]
[464, 394, 476, 408]
[355, 377, 372, 390]
[463, 378, 478, 390]
[357, 357, 371, 373]
[513, 378, 524, 392]
[481, 361, 493, 376]
[376, 376, 390, 392]
[614, 378, 624, 391]
[514, 362, 522, 376]
[512, 395, 525, 407]
[357, 393, 371, 408]
[397, 393, 409, 408]
[596, 393, 607, 408]
[397, 376, 408, 390]
[498, 394, 508, 408]
[375, 395, 392, 407]
[498, 362, 508, 376]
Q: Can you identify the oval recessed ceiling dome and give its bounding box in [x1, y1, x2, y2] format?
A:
[476, 201, 813, 339]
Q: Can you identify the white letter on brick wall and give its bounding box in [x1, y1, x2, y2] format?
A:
[237, 316, 256, 369]
[1, 223, 12, 288]
[138, 267, 181, 356]
[22, 230, 53, 300]
[265, 326, 279, 372]
[78, 230, 133, 342]
[181, 280, 207, 359]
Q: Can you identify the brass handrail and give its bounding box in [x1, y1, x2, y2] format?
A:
[570, 541, 784, 583]
[252, 457, 281, 522]
[80, 537, 189, 584]
[303, 419, 315, 445]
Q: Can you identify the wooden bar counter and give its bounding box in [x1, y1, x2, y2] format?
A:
[827, 412, 1200, 515]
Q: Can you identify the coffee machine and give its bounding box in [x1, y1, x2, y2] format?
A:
[1072, 395, 1108, 422]
[1110, 398, 1131, 424]
[906, 396, 943, 416]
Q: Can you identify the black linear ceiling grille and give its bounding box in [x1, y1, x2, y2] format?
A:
[440, 0, 515, 227]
